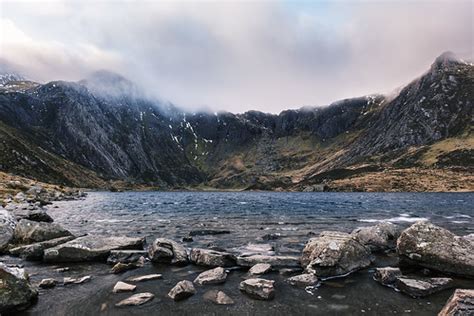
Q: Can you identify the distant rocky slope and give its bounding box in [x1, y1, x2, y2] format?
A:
[0, 53, 472, 191]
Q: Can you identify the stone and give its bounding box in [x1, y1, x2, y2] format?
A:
[0, 263, 38, 313]
[110, 262, 139, 274]
[189, 229, 231, 236]
[286, 274, 319, 287]
[63, 276, 91, 285]
[373, 267, 402, 285]
[43, 235, 144, 262]
[397, 221, 474, 277]
[234, 243, 274, 256]
[463, 234, 474, 243]
[194, 267, 228, 285]
[279, 268, 304, 276]
[126, 274, 162, 282]
[39, 278, 57, 289]
[11, 208, 53, 223]
[190, 248, 236, 267]
[182, 236, 193, 242]
[239, 278, 275, 300]
[236, 255, 300, 269]
[203, 290, 234, 305]
[0, 209, 16, 253]
[112, 281, 136, 293]
[168, 280, 196, 301]
[13, 219, 72, 244]
[438, 289, 474, 316]
[115, 292, 154, 307]
[9, 235, 76, 261]
[249, 263, 272, 275]
[148, 238, 188, 265]
[396, 277, 453, 298]
[301, 231, 372, 277]
[106, 250, 148, 265]
[352, 222, 401, 252]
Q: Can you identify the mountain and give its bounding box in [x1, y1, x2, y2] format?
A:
[0, 52, 472, 191]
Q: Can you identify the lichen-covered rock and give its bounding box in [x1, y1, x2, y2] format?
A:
[190, 248, 236, 267]
[300, 231, 372, 277]
[194, 267, 228, 285]
[9, 235, 75, 261]
[352, 222, 401, 252]
[168, 280, 196, 301]
[0, 263, 38, 313]
[203, 290, 234, 305]
[286, 274, 319, 287]
[13, 219, 72, 244]
[0, 209, 16, 253]
[438, 289, 474, 316]
[396, 277, 453, 298]
[148, 238, 188, 265]
[397, 221, 474, 277]
[373, 267, 402, 285]
[239, 278, 275, 300]
[237, 255, 300, 269]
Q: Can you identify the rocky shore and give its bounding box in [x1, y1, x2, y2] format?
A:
[1, 188, 473, 315]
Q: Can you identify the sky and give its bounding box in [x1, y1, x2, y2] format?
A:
[0, 0, 472, 113]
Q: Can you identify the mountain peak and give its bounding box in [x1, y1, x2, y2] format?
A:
[430, 51, 463, 71]
[79, 69, 138, 98]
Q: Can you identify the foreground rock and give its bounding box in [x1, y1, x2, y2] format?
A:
[9, 235, 76, 261]
[113, 281, 136, 293]
[203, 290, 234, 305]
[10, 208, 53, 223]
[194, 267, 228, 285]
[286, 274, 319, 287]
[438, 289, 474, 316]
[236, 255, 300, 269]
[373, 267, 402, 286]
[301, 231, 372, 277]
[0, 263, 38, 313]
[115, 293, 154, 307]
[107, 250, 147, 265]
[13, 219, 72, 244]
[0, 209, 16, 253]
[39, 278, 57, 289]
[397, 221, 474, 277]
[249, 263, 272, 275]
[190, 248, 236, 267]
[126, 274, 162, 282]
[352, 222, 401, 252]
[168, 280, 196, 301]
[396, 277, 453, 298]
[148, 238, 188, 265]
[43, 235, 144, 262]
[64, 276, 91, 285]
[239, 278, 275, 300]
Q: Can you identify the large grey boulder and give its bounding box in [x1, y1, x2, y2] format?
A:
[43, 235, 144, 262]
[397, 221, 474, 277]
[9, 235, 76, 260]
[194, 267, 228, 285]
[438, 289, 474, 316]
[300, 231, 372, 277]
[13, 219, 72, 244]
[0, 209, 16, 253]
[352, 222, 401, 252]
[0, 263, 38, 313]
[168, 280, 196, 301]
[239, 278, 275, 300]
[148, 238, 188, 265]
[190, 248, 236, 267]
[236, 255, 300, 269]
[396, 277, 453, 298]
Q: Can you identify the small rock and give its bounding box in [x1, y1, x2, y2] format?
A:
[126, 274, 162, 282]
[396, 277, 453, 298]
[107, 250, 147, 265]
[438, 289, 474, 316]
[194, 267, 228, 285]
[148, 238, 188, 265]
[190, 248, 236, 267]
[115, 292, 154, 307]
[203, 290, 234, 305]
[63, 276, 91, 285]
[287, 274, 319, 287]
[168, 280, 196, 301]
[239, 278, 275, 300]
[39, 278, 57, 289]
[111, 262, 139, 274]
[249, 263, 272, 275]
[373, 267, 402, 285]
[112, 281, 136, 293]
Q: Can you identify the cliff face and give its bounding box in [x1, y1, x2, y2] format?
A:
[0, 53, 472, 190]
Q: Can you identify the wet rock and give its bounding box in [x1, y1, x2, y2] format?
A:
[39, 278, 57, 289]
[396, 277, 453, 298]
[63, 276, 91, 285]
[112, 281, 136, 293]
[236, 255, 300, 269]
[194, 267, 228, 285]
[13, 219, 72, 244]
[373, 267, 402, 285]
[301, 231, 372, 277]
[239, 278, 275, 300]
[168, 280, 196, 301]
[189, 229, 231, 236]
[397, 221, 474, 277]
[107, 250, 147, 265]
[249, 263, 272, 275]
[438, 289, 474, 316]
[0, 209, 16, 253]
[0, 263, 38, 313]
[352, 222, 401, 252]
[203, 290, 235, 305]
[115, 292, 154, 307]
[111, 262, 139, 274]
[182, 236, 193, 242]
[126, 274, 162, 282]
[148, 238, 188, 265]
[262, 233, 281, 241]
[43, 235, 144, 262]
[286, 274, 319, 287]
[190, 248, 236, 267]
[9, 235, 76, 261]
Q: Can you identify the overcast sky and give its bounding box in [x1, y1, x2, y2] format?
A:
[0, 0, 472, 113]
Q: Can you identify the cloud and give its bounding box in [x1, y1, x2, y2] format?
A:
[0, 0, 472, 113]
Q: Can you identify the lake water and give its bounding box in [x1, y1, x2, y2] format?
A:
[11, 192, 474, 315]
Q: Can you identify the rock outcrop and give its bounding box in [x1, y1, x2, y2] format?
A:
[148, 238, 188, 265]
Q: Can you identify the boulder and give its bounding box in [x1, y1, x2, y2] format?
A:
[11, 208, 53, 223]
[190, 248, 236, 267]
[300, 231, 372, 277]
[438, 289, 474, 316]
[115, 293, 154, 307]
[236, 255, 300, 269]
[203, 290, 234, 305]
[113, 281, 136, 293]
[194, 267, 228, 285]
[107, 250, 147, 265]
[0, 209, 16, 253]
[9, 235, 76, 261]
[13, 219, 72, 244]
[239, 278, 275, 300]
[286, 274, 319, 287]
[397, 222, 474, 277]
[168, 280, 196, 301]
[352, 222, 401, 252]
[396, 277, 453, 298]
[249, 263, 272, 275]
[39, 278, 57, 289]
[373, 267, 402, 286]
[0, 263, 38, 313]
[148, 238, 188, 265]
[43, 235, 144, 262]
[126, 274, 162, 282]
